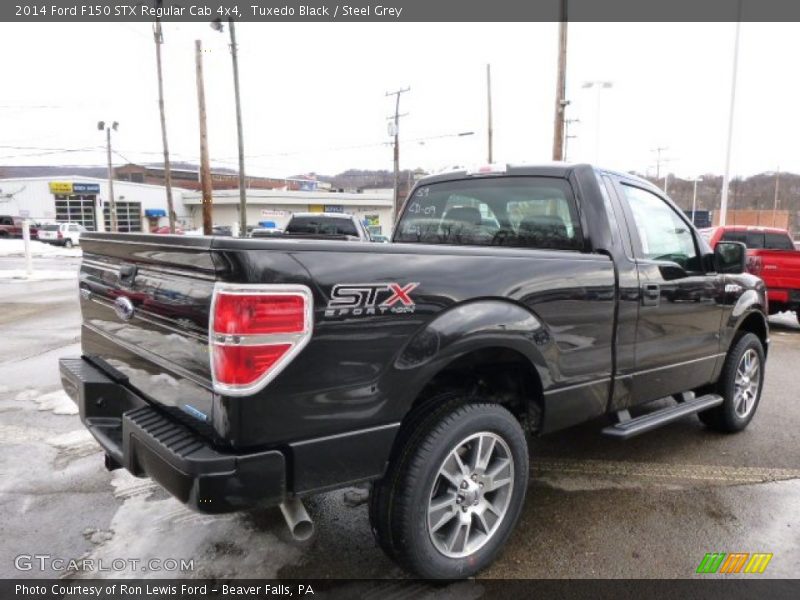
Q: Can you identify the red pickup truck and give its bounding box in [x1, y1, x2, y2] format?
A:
[701, 225, 800, 322]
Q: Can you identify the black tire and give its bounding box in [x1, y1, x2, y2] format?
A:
[64, 239, 73, 249]
[699, 333, 765, 432]
[370, 395, 528, 578]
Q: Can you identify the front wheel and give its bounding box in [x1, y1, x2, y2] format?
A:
[699, 333, 765, 432]
[370, 398, 529, 578]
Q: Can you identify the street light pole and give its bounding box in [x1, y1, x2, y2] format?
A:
[719, 5, 742, 227]
[98, 120, 119, 233]
[772, 167, 780, 227]
[582, 80, 613, 163]
[691, 177, 702, 225]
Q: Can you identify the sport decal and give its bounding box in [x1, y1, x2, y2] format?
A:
[325, 282, 419, 317]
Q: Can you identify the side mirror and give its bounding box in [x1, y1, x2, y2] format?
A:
[714, 241, 747, 274]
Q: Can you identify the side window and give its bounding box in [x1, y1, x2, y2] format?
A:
[764, 232, 794, 250]
[620, 184, 701, 271]
[721, 230, 748, 245]
[0, 217, 11, 226]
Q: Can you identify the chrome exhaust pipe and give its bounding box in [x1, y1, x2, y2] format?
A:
[279, 497, 314, 541]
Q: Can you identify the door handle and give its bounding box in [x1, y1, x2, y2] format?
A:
[641, 283, 660, 306]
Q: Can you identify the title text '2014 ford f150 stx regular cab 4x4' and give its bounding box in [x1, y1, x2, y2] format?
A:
[60, 164, 768, 579]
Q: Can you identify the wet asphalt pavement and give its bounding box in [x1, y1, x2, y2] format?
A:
[0, 255, 798, 581]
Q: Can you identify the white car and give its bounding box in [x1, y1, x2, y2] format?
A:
[37, 222, 86, 248]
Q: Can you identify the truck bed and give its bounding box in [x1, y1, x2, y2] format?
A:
[77, 232, 617, 451]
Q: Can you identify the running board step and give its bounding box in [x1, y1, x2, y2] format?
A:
[602, 394, 724, 439]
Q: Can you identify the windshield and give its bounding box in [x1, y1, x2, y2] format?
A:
[394, 177, 583, 250]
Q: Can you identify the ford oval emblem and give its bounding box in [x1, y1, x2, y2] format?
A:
[114, 296, 135, 321]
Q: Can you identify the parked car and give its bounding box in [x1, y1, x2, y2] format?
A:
[283, 212, 372, 241]
[249, 228, 284, 238]
[212, 225, 233, 237]
[0, 215, 39, 238]
[61, 163, 767, 579]
[701, 225, 800, 322]
[37, 222, 86, 247]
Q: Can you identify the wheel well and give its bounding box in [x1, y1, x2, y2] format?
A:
[735, 312, 768, 355]
[408, 347, 544, 433]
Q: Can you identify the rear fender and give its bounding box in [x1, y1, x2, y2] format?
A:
[388, 299, 554, 409]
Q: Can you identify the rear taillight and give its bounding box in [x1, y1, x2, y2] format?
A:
[210, 284, 313, 396]
[746, 255, 763, 276]
[57, 230, 63, 239]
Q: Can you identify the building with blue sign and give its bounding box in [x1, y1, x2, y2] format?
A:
[0, 175, 192, 231]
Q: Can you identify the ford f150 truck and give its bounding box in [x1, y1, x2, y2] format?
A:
[701, 225, 800, 322]
[60, 164, 768, 579]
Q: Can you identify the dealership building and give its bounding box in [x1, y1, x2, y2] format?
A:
[0, 176, 193, 232]
[0, 175, 395, 235]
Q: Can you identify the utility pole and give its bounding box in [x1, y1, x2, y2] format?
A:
[195, 40, 213, 235]
[153, 11, 176, 233]
[564, 118, 579, 162]
[552, 0, 568, 161]
[720, 3, 742, 227]
[652, 146, 669, 180]
[386, 86, 410, 219]
[97, 121, 119, 232]
[772, 167, 780, 227]
[486, 64, 493, 163]
[212, 17, 248, 236]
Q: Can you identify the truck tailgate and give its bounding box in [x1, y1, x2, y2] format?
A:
[78, 233, 218, 432]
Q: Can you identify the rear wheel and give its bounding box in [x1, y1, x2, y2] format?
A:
[699, 333, 764, 432]
[370, 396, 528, 578]
[64, 239, 73, 249]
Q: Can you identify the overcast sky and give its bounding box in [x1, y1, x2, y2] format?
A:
[0, 21, 798, 179]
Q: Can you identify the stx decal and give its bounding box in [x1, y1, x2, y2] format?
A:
[325, 283, 420, 317]
[696, 552, 773, 574]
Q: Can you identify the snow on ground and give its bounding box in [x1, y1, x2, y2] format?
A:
[70, 469, 304, 579]
[20, 389, 79, 415]
[0, 238, 82, 258]
[0, 269, 77, 281]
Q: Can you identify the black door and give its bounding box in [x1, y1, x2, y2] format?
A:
[613, 180, 724, 405]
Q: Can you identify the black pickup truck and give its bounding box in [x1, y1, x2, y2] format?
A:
[60, 164, 768, 578]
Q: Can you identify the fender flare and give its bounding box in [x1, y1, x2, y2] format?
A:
[385, 299, 557, 416]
